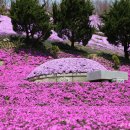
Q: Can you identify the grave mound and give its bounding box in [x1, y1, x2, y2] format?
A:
[27, 58, 107, 82]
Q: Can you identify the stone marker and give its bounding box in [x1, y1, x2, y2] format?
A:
[0, 60, 4, 66]
[87, 70, 128, 82]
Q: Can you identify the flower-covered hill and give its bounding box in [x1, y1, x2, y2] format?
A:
[27, 58, 107, 79]
[0, 49, 130, 129]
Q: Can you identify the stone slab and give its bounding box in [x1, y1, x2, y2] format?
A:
[87, 70, 128, 82]
[57, 73, 73, 77]
[72, 76, 87, 82]
[0, 60, 4, 66]
[57, 76, 72, 82]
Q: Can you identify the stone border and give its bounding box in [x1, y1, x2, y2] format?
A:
[27, 71, 128, 83]
[28, 73, 87, 82]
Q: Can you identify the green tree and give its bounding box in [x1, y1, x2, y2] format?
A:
[102, 0, 130, 60]
[10, 0, 51, 44]
[52, 0, 94, 48]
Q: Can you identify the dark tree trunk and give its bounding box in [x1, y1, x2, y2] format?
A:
[25, 27, 30, 43]
[26, 33, 29, 41]
[71, 32, 75, 49]
[71, 40, 74, 49]
[124, 43, 129, 60]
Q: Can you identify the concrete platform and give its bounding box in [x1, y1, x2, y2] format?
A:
[87, 70, 128, 82]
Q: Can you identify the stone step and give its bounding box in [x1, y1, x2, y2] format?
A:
[87, 70, 128, 83]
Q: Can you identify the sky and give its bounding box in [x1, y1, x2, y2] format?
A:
[5, 0, 114, 4]
[4, 0, 114, 7]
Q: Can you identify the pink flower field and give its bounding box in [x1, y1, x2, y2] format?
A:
[0, 49, 130, 129]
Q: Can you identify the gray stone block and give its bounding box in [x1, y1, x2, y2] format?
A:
[0, 60, 4, 66]
[73, 76, 87, 82]
[87, 70, 128, 82]
[57, 73, 72, 77]
[57, 76, 72, 82]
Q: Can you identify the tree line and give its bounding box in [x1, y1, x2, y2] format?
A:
[0, 0, 130, 60]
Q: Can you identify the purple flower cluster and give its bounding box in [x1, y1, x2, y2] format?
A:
[27, 58, 107, 79]
[89, 15, 103, 30]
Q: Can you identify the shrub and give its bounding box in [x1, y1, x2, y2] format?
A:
[50, 45, 60, 58]
[112, 54, 120, 70]
[14, 37, 24, 53]
[87, 54, 98, 59]
[43, 40, 53, 52]
[42, 40, 60, 58]
[10, 0, 51, 44]
[0, 35, 23, 49]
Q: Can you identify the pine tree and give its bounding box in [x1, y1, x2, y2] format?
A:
[102, 0, 130, 60]
[10, 0, 51, 44]
[52, 0, 94, 48]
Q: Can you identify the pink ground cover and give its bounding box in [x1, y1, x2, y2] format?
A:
[0, 15, 16, 35]
[0, 49, 130, 129]
[48, 30, 64, 42]
[87, 34, 124, 55]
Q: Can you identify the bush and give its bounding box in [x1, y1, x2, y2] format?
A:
[10, 0, 51, 44]
[112, 55, 120, 70]
[88, 54, 98, 59]
[0, 35, 24, 49]
[14, 38, 25, 53]
[43, 40, 60, 58]
[43, 40, 53, 52]
[50, 45, 60, 58]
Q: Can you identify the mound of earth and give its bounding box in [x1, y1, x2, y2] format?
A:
[27, 58, 107, 79]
